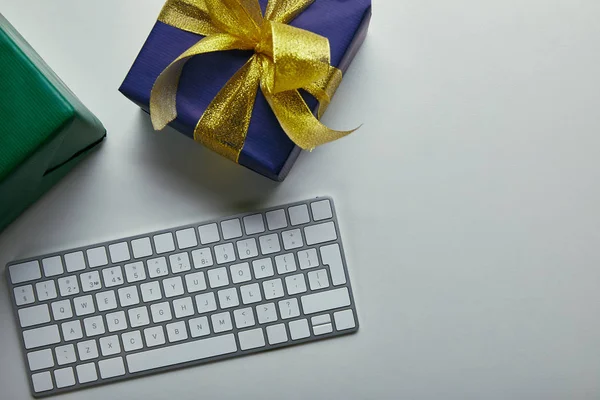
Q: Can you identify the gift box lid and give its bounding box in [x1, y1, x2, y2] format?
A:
[0, 14, 104, 182]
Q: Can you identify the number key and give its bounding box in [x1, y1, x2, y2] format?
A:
[214, 243, 236, 264]
[124, 262, 146, 283]
[147, 257, 168, 278]
[58, 276, 80, 296]
[236, 238, 258, 260]
[191, 248, 213, 268]
[80, 271, 102, 293]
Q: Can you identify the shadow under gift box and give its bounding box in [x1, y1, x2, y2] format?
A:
[120, 0, 372, 181]
[0, 15, 106, 232]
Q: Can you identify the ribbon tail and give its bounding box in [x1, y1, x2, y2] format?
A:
[194, 55, 262, 162]
[263, 88, 357, 150]
[303, 65, 343, 119]
[149, 33, 254, 131]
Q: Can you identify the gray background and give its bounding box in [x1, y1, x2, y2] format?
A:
[0, 0, 599, 399]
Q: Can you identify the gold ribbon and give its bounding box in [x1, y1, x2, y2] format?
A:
[150, 0, 355, 162]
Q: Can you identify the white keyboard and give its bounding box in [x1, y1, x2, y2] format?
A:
[6, 197, 358, 397]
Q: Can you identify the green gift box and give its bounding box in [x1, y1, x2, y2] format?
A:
[0, 14, 106, 232]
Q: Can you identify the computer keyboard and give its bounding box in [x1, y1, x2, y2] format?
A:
[6, 197, 358, 397]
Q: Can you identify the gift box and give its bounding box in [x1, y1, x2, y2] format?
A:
[120, 0, 372, 181]
[0, 15, 106, 232]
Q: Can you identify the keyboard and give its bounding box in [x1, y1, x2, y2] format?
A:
[6, 197, 358, 397]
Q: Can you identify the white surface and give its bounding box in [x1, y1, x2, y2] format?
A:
[0, 0, 599, 398]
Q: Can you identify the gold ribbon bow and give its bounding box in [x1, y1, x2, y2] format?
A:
[150, 0, 355, 162]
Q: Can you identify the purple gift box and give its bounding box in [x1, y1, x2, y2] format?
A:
[120, 0, 372, 181]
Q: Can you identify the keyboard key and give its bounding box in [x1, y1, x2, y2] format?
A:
[32, 371, 53, 393]
[266, 324, 288, 345]
[288, 204, 310, 226]
[173, 297, 194, 318]
[320, 244, 346, 286]
[214, 243, 235, 264]
[128, 306, 150, 328]
[240, 283, 262, 304]
[301, 287, 350, 315]
[334, 309, 356, 331]
[124, 261, 146, 283]
[153, 232, 175, 254]
[36, 281, 58, 301]
[236, 238, 258, 260]
[23, 325, 61, 349]
[308, 269, 330, 290]
[256, 303, 277, 324]
[55, 344, 77, 365]
[87, 247, 108, 268]
[163, 276, 184, 298]
[9, 260, 41, 284]
[64, 252, 86, 272]
[150, 302, 172, 323]
[189, 317, 210, 338]
[83, 316, 105, 337]
[266, 209, 287, 230]
[147, 257, 168, 278]
[14, 285, 35, 306]
[109, 242, 130, 263]
[54, 367, 76, 388]
[98, 357, 126, 379]
[233, 307, 255, 328]
[313, 323, 333, 335]
[195, 292, 217, 314]
[141, 281, 162, 302]
[217, 288, 239, 309]
[310, 199, 333, 221]
[27, 349, 54, 371]
[58, 276, 80, 296]
[191, 248, 214, 268]
[144, 326, 166, 347]
[278, 298, 300, 319]
[73, 295, 95, 316]
[80, 271, 102, 292]
[230, 262, 251, 284]
[288, 319, 310, 340]
[42, 256, 63, 277]
[61, 320, 83, 341]
[169, 252, 191, 273]
[238, 328, 265, 350]
[259, 233, 281, 255]
[185, 271, 207, 293]
[281, 229, 303, 250]
[243, 214, 265, 235]
[51, 299, 73, 320]
[285, 274, 307, 295]
[126, 334, 237, 373]
[311, 314, 331, 327]
[263, 278, 285, 300]
[304, 222, 337, 246]
[221, 219, 242, 240]
[118, 286, 140, 307]
[198, 223, 220, 244]
[106, 311, 128, 332]
[96, 290, 117, 311]
[122, 331, 143, 352]
[76, 363, 98, 384]
[103, 266, 124, 287]
[208, 267, 229, 288]
[18, 304, 50, 328]
[275, 253, 297, 274]
[297, 248, 319, 270]
[211, 312, 233, 333]
[77, 340, 99, 360]
[100, 335, 121, 356]
[131, 237, 152, 258]
[252, 258, 274, 279]
[167, 321, 188, 343]
[175, 228, 198, 249]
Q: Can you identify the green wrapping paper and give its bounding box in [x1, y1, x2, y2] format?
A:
[0, 14, 106, 231]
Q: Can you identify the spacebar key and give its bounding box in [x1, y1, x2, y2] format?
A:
[126, 334, 237, 373]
